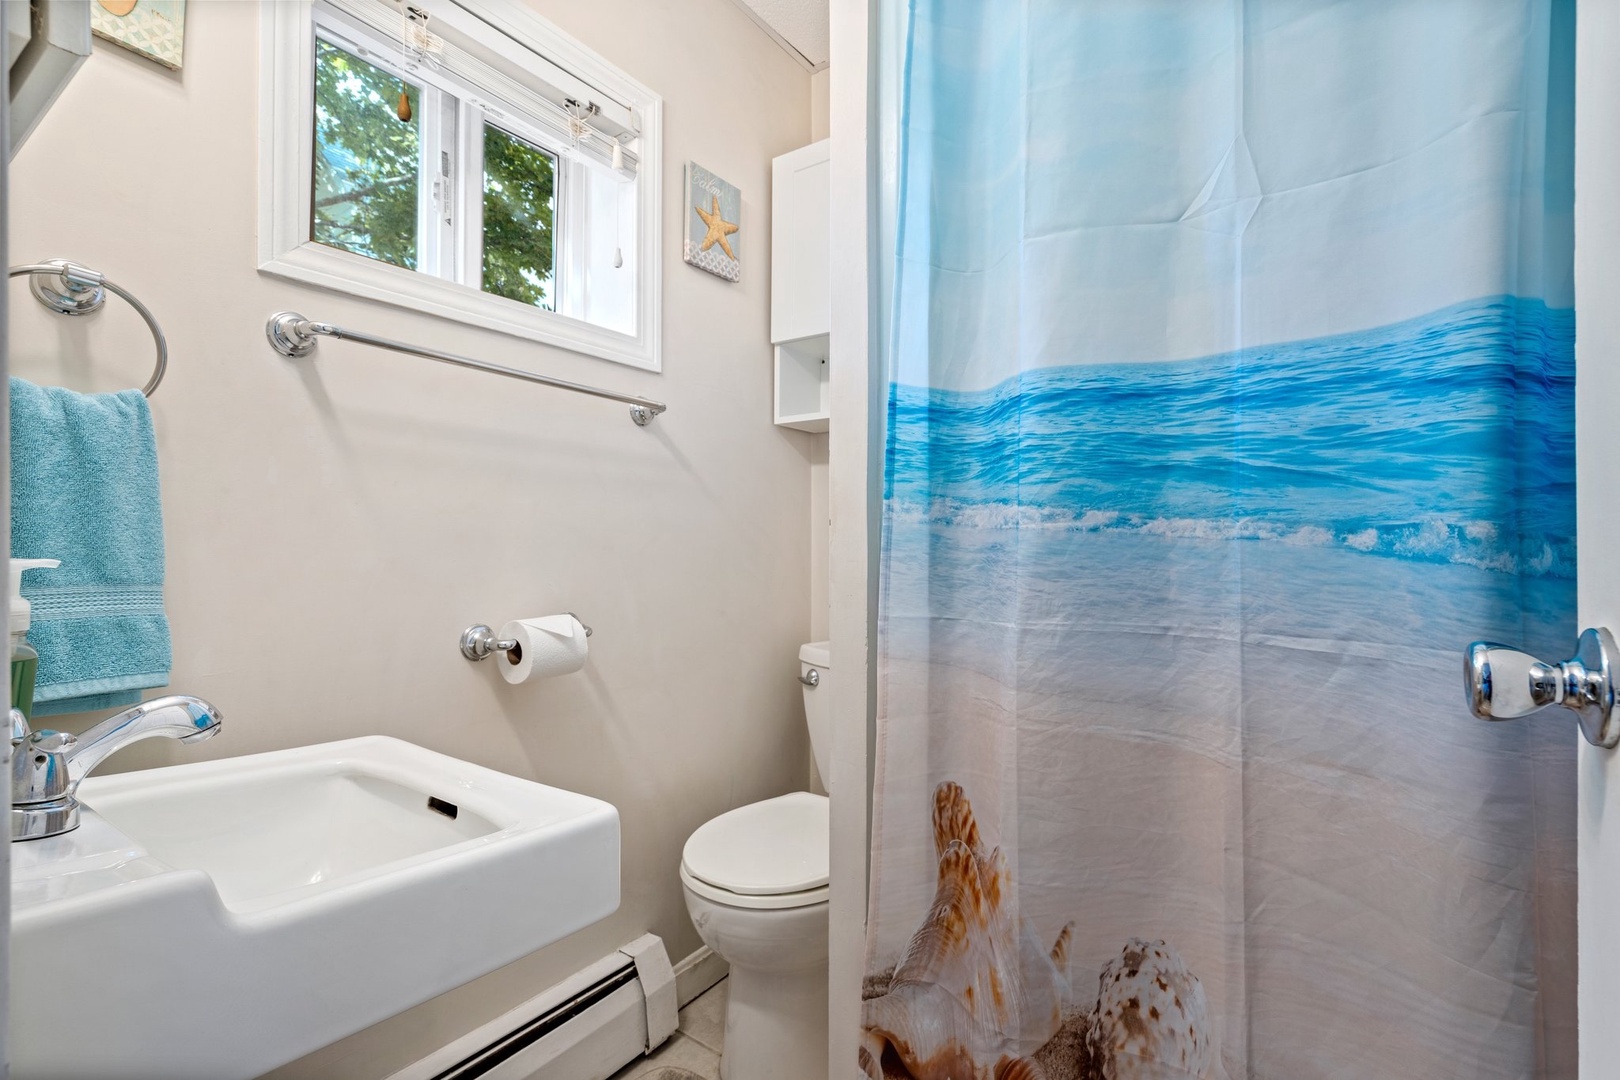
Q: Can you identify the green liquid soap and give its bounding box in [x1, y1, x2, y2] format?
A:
[8, 559, 59, 720]
[11, 640, 37, 720]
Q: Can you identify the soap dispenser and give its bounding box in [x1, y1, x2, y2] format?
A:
[9, 558, 59, 719]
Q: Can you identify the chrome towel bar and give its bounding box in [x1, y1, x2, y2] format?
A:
[265, 312, 667, 426]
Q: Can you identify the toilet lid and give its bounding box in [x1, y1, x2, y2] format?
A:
[682, 792, 828, 896]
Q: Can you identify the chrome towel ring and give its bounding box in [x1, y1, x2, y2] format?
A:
[8, 260, 167, 397]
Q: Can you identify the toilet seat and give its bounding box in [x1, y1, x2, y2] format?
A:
[681, 792, 828, 910]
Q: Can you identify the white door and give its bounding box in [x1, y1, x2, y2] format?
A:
[1576, 3, 1617, 1074]
[1477, 4, 1620, 1073]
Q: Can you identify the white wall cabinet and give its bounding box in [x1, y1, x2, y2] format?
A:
[771, 139, 830, 431]
[8, 0, 91, 158]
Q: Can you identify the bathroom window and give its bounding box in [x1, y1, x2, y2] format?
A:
[312, 39, 422, 271]
[261, 0, 664, 370]
[481, 123, 558, 311]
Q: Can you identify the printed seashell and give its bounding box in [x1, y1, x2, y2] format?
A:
[865, 963, 898, 1001]
[860, 782, 1075, 1080]
[1083, 938, 1214, 1080]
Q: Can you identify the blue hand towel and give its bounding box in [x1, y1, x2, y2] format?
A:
[10, 377, 170, 716]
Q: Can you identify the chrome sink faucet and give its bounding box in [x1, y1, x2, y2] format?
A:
[10, 695, 223, 841]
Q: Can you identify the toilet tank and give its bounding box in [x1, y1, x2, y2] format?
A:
[800, 641, 832, 783]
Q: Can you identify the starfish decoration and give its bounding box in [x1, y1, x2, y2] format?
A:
[694, 195, 739, 260]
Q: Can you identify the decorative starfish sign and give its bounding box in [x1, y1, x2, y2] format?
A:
[683, 163, 742, 281]
[695, 195, 739, 260]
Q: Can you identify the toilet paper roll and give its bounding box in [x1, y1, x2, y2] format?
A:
[498, 615, 589, 684]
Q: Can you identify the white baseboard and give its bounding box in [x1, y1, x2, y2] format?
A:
[672, 946, 729, 1008]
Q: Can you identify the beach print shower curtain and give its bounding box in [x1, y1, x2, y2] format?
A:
[862, 2, 1576, 1078]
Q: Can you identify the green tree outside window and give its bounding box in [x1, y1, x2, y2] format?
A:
[313, 37, 560, 311]
[313, 38, 420, 270]
[483, 124, 557, 310]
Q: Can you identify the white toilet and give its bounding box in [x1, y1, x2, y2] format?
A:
[680, 641, 832, 1080]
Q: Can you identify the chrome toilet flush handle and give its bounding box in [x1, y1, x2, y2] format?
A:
[799, 669, 820, 687]
[1465, 627, 1620, 748]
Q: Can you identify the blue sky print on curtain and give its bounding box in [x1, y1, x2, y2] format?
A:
[862, 1, 1576, 1078]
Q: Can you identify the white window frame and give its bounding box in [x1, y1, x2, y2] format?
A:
[259, 0, 663, 371]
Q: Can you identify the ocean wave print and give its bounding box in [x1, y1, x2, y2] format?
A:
[885, 296, 1575, 578]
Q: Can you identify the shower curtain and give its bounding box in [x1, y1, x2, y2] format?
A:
[861, 3, 1576, 1079]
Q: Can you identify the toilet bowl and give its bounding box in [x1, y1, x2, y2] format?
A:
[680, 642, 831, 1080]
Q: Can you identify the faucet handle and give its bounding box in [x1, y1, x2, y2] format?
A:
[13, 728, 74, 808]
[30, 730, 75, 754]
[11, 728, 79, 840]
[9, 708, 29, 743]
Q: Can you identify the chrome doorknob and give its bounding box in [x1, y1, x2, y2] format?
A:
[1465, 627, 1620, 748]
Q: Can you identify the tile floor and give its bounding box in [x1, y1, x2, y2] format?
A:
[609, 977, 727, 1080]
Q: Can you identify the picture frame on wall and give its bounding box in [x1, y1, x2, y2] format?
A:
[683, 162, 742, 282]
[91, 0, 186, 71]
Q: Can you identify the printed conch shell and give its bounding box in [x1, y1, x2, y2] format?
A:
[860, 782, 1074, 1080]
[1084, 938, 1216, 1080]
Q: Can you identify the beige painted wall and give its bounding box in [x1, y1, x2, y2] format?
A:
[809, 68, 831, 647]
[9, 2, 813, 1075]
[810, 435, 828, 643]
[811, 67, 830, 142]
[808, 67, 831, 788]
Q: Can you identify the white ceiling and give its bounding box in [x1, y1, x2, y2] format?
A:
[728, 0, 829, 72]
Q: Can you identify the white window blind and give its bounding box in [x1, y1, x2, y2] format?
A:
[327, 0, 641, 179]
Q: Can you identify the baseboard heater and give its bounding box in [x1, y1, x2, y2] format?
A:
[387, 936, 681, 1080]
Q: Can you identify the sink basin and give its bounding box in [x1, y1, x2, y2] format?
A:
[10, 736, 620, 1080]
[89, 760, 505, 911]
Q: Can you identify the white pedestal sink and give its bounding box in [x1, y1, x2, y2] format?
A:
[9, 736, 620, 1080]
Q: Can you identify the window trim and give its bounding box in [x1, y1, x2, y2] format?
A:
[259, 0, 663, 372]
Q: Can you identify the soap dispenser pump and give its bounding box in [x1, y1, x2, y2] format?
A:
[9, 558, 59, 719]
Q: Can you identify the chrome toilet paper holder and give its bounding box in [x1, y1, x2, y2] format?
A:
[461, 615, 593, 662]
